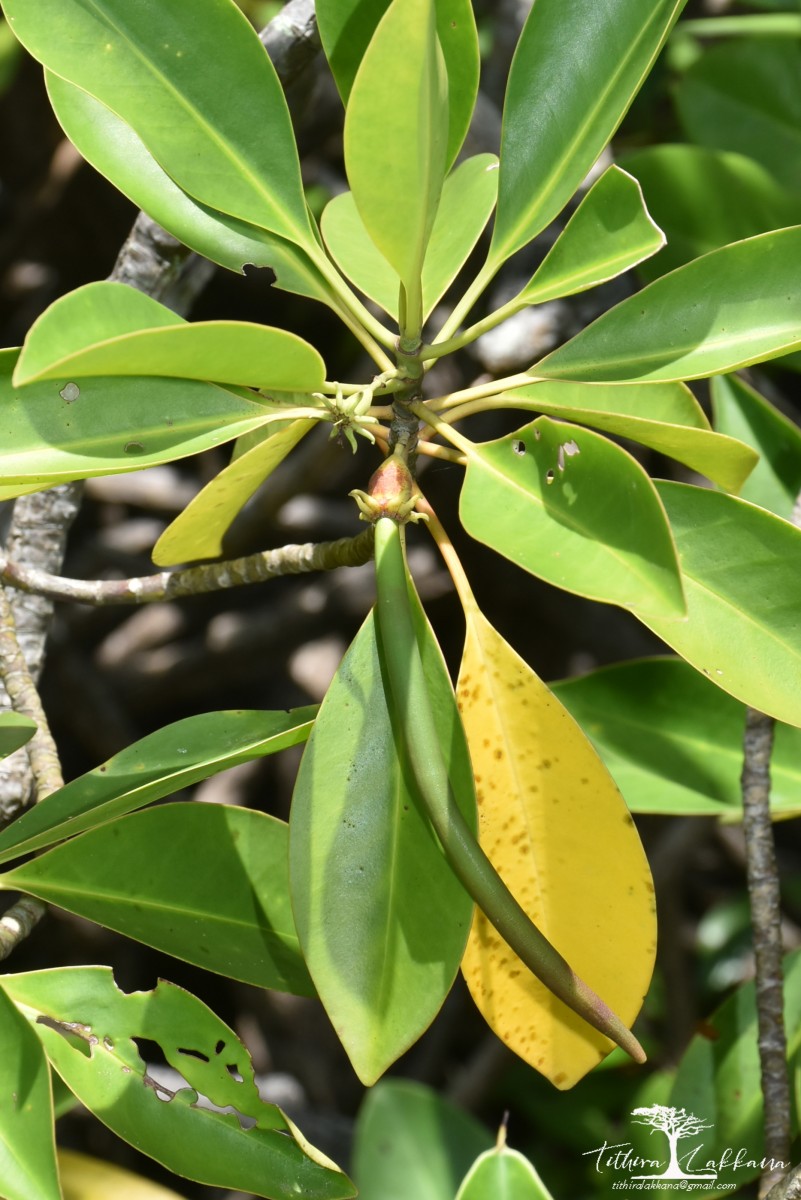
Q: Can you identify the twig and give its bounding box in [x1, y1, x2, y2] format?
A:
[0, 529, 375, 607]
[0, 584, 66, 959]
[742, 492, 801, 1198]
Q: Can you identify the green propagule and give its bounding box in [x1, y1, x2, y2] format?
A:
[351, 415, 645, 1065]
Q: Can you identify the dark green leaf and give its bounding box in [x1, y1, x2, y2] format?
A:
[3, 0, 316, 248]
[2, 969, 355, 1199]
[553, 658, 801, 817]
[289, 606, 475, 1085]
[622, 145, 799, 281]
[0, 984, 60, 1200]
[0, 348, 277, 494]
[45, 71, 335, 297]
[642, 482, 801, 729]
[317, 0, 479, 169]
[667, 949, 801, 1192]
[353, 1079, 493, 1200]
[711, 374, 801, 518]
[0, 804, 313, 995]
[0, 712, 36, 760]
[459, 417, 685, 618]
[0, 707, 316, 865]
[489, 0, 686, 269]
[536, 229, 801, 382]
[675, 38, 801, 194]
[15, 282, 326, 392]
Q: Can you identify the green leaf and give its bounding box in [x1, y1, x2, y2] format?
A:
[642, 481, 801, 729]
[2, 0, 315, 249]
[0, 711, 36, 759]
[459, 417, 685, 618]
[488, 0, 686, 269]
[1, 803, 313, 995]
[0, 984, 60, 1200]
[289, 606, 475, 1085]
[15, 282, 326, 392]
[343, 0, 448, 319]
[455, 1139, 555, 1200]
[667, 948, 801, 1192]
[321, 155, 498, 322]
[0, 348, 277, 494]
[552, 658, 801, 818]
[711, 374, 801, 517]
[515, 167, 665, 305]
[317, 0, 479, 170]
[535, 229, 801, 383]
[675, 38, 801, 194]
[153, 419, 316, 566]
[353, 1079, 493, 1200]
[0, 708, 316, 866]
[488, 380, 757, 493]
[622, 145, 800, 282]
[45, 71, 335, 296]
[1, 969, 355, 1200]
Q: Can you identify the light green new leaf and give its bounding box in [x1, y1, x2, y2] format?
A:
[456, 1138, 555, 1200]
[317, 0, 479, 170]
[643, 482, 801, 729]
[0, 349, 276, 494]
[321, 155, 498, 321]
[711, 374, 801, 517]
[343, 0, 448, 316]
[0, 984, 60, 1200]
[46, 71, 338, 303]
[153, 419, 316, 565]
[0, 708, 316, 866]
[459, 417, 685, 618]
[623, 145, 799, 281]
[15, 282, 326, 392]
[487, 380, 757, 493]
[353, 1079, 493, 1200]
[289, 607, 475, 1085]
[2, 0, 316, 249]
[667, 949, 801, 1191]
[2, 969, 355, 1200]
[0, 712, 36, 759]
[489, 0, 686, 269]
[0, 803, 313, 995]
[535, 228, 801, 383]
[516, 167, 665, 306]
[675, 38, 801, 195]
[552, 658, 801, 818]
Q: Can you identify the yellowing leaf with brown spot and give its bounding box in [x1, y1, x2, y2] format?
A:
[458, 608, 656, 1088]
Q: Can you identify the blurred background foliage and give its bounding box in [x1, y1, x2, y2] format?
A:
[0, 1, 800, 1197]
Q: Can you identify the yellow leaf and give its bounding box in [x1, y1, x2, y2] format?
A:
[458, 608, 656, 1088]
[58, 1148, 188, 1200]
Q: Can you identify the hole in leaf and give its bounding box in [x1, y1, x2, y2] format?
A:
[545, 469, 555, 485]
[178, 1047, 210, 1063]
[512, 439, 526, 456]
[214, 1040, 226, 1055]
[226, 1064, 244, 1083]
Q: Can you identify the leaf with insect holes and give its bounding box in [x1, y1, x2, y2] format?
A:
[1, 968, 355, 1199]
[458, 606, 656, 1088]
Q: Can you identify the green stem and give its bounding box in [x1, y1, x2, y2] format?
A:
[307, 245, 397, 356]
[422, 294, 526, 362]
[430, 258, 499, 347]
[426, 372, 538, 413]
[373, 517, 645, 1063]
